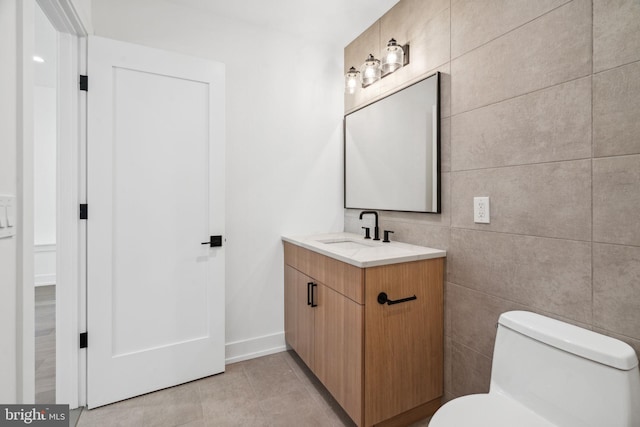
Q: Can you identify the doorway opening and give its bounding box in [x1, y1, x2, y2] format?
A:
[33, 1, 58, 404]
[28, 0, 87, 409]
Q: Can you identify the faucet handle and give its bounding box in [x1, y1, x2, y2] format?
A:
[383, 230, 395, 243]
[362, 226, 371, 239]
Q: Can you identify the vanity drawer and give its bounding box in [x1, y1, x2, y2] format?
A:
[284, 242, 364, 304]
[323, 255, 364, 304]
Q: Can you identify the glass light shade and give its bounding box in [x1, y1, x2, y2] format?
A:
[345, 66, 360, 94]
[381, 39, 404, 74]
[360, 54, 381, 86]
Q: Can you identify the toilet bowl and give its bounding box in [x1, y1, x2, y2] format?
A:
[430, 311, 640, 427]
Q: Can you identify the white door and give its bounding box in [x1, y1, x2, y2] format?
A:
[87, 36, 225, 408]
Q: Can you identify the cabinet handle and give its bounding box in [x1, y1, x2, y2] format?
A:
[377, 292, 417, 305]
[307, 282, 313, 306]
[311, 283, 318, 307]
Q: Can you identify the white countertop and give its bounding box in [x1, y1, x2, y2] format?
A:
[282, 232, 446, 268]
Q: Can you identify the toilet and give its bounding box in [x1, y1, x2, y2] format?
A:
[431, 311, 640, 427]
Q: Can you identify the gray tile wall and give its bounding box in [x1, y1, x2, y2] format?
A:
[344, 0, 640, 401]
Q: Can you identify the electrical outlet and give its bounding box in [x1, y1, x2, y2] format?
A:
[474, 196, 490, 224]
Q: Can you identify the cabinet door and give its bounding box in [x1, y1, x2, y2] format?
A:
[364, 258, 444, 425]
[284, 265, 298, 351]
[284, 266, 315, 369]
[315, 283, 363, 426]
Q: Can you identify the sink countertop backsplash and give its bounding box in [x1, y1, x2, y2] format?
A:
[282, 232, 446, 268]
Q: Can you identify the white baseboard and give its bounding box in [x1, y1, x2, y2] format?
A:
[35, 274, 56, 286]
[35, 244, 56, 286]
[225, 332, 287, 365]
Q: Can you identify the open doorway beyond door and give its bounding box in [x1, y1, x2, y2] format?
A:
[33, 1, 58, 404]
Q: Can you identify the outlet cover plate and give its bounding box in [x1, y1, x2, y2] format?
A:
[474, 196, 490, 224]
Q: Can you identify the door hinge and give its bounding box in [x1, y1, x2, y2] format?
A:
[79, 332, 88, 349]
[79, 204, 88, 220]
[79, 75, 88, 91]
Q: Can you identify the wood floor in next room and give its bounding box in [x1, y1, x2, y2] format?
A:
[78, 350, 433, 427]
[35, 285, 56, 404]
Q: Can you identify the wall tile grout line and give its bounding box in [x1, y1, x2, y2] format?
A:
[591, 239, 640, 249]
[592, 57, 640, 76]
[446, 280, 594, 329]
[590, 0, 595, 331]
[449, 155, 593, 174]
[592, 152, 640, 161]
[449, 0, 574, 62]
[449, 73, 593, 120]
[448, 225, 593, 245]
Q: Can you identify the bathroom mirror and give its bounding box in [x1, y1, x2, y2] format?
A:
[344, 72, 440, 213]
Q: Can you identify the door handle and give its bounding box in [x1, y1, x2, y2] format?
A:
[307, 282, 313, 306]
[377, 292, 417, 305]
[201, 235, 223, 247]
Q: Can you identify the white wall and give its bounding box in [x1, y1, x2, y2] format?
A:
[91, 0, 345, 360]
[0, 0, 19, 403]
[33, 86, 57, 286]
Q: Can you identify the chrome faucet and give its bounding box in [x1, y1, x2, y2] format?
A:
[359, 211, 380, 241]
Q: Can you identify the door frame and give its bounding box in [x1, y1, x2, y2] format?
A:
[18, 0, 88, 407]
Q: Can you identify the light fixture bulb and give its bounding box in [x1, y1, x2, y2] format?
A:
[345, 66, 360, 94]
[387, 52, 397, 64]
[33, 55, 45, 63]
[360, 54, 381, 86]
[381, 38, 404, 74]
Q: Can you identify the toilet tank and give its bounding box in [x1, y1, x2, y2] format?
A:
[491, 311, 640, 427]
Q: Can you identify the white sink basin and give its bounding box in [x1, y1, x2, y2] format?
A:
[316, 238, 376, 250]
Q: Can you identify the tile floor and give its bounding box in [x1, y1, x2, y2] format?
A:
[37, 286, 432, 426]
[35, 285, 56, 404]
[77, 351, 433, 427]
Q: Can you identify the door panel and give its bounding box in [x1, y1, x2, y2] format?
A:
[284, 266, 298, 351]
[285, 268, 315, 370]
[364, 259, 444, 425]
[87, 36, 225, 408]
[296, 270, 315, 370]
[314, 283, 363, 426]
[111, 67, 210, 356]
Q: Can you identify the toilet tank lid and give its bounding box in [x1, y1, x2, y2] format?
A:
[498, 311, 638, 371]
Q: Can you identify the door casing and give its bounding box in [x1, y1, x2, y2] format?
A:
[18, 0, 88, 407]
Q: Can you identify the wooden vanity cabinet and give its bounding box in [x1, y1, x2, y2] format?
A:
[284, 266, 315, 369]
[283, 242, 444, 427]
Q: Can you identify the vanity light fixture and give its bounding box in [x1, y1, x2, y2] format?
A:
[360, 54, 382, 87]
[381, 38, 404, 74]
[345, 66, 360, 95]
[345, 38, 409, 94]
